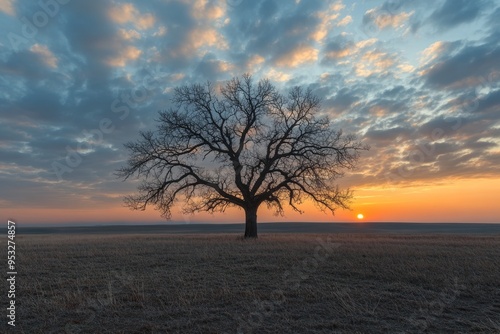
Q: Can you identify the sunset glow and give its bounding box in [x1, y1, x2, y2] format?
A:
[1, 0, 499, 225]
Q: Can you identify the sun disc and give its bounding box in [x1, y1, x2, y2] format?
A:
[357, 213, 364, 220]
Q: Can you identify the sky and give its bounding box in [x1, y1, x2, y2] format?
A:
[1, 0, 499, 225]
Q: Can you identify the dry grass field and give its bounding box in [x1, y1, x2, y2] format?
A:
[9, 233, 500, 333]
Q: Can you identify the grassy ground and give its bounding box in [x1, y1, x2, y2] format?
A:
[8, 233, 500, 333]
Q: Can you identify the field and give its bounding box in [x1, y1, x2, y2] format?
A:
[9, 233, 500, 333]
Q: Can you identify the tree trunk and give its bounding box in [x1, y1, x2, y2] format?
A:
[244, 206, 258, 238]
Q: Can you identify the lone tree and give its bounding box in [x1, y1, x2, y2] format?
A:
[117, 75, 366, 238]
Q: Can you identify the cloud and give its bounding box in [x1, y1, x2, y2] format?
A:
[266, 68, 291, 82]
[309, 2, 345, 42]
[245, 54, 265, 71]
[220, 0, 326, 72]
[363, 7, 413, 31]
[194, 53, 234, 79]
[119, 29, 141, 40]
[323, 35, 356, 60]
[420, 42, 500, 90]
[428, 0, 489, 30]
[189, 0, 225, 20]
[475, 89, 500, 118]
[145, 1, 229, 64]
[0, 0, 14, 15]
[63, 1, 136, 73]
[397, 64, 414, 73]
[420, 41, 449, 64]
[106, 45, 142, 67]
[274, 44, 318, 68]
[108, 3, 155, 30]
[30, 44, 58, 68]
[325, 87, 360, 113]
[322, 36, 377, 61]
[365, 127, 412, 143]
[187, 28, 227, 52]
[355, 49, 397, 77]
[337, 15, 352, 27]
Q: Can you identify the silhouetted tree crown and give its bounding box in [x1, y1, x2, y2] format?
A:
[117, 74, 367, 238]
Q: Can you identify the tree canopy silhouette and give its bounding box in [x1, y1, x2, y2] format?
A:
[117, 74, 367, 238]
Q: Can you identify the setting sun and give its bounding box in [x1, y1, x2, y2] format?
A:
[357, 213, 364, 220]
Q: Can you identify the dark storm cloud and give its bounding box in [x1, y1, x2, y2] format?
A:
[137, 1, 196, 68]
[485, 6, 500, 43]
[422, 42, 500, 90]
[13, 87, 65, 122]
[380, 85, 412, 99]
[62, 1, 120, 91]
[364, 126, 412, 142]
[259, 0, 279, 18]
[428, 0, 490, 30]
[0, 48, 51, 78]
[221, 0, 325, 67]
[194, 53, 231, 80]
[321, 34, 355, 64]
[327, 87, 361, 111]
[417, 116, 464, 138]
[475, 89, 500, 117]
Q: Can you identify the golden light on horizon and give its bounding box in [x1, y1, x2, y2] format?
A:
[357, 213, 364, 220]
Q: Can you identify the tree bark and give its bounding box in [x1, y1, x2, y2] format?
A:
[244, 206, 258, 238]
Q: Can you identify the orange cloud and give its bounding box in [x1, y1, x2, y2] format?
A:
[311, 12, 340, 42]
[106, 45, 142, 67]
[365, 8, 413, 30]
[310, 2, 347, 42]
[325, 47, 355, 59]
[30, 44, 58, 68]
[109, 3, 155, 30]
[109, 3, 135, 24]
[267, 69, 291, 82]
[356, 38, 378, 49]
[369, 105, 388, 117]
[153, 26, 167, 37]
[420, 41, 447, 64]
[247, 54, 265, 67]
[190, 28, 226, 54]
[337, 15, 352, 27]
[119, 29, 141, 40]
[135, 13, 155, 30]
[275, 45, 318, 68]
[0, 0, 14, 15]
[190, 0, 225, 20]
[167, 26, 227, 59]
[192, 28, 223, 48]
[355, 50, 397, 77]
[398, 63, 415, 73]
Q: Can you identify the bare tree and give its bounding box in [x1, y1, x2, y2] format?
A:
[117, 74, 367, 238]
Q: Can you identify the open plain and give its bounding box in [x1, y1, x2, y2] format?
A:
[8, 224, 500, 333]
